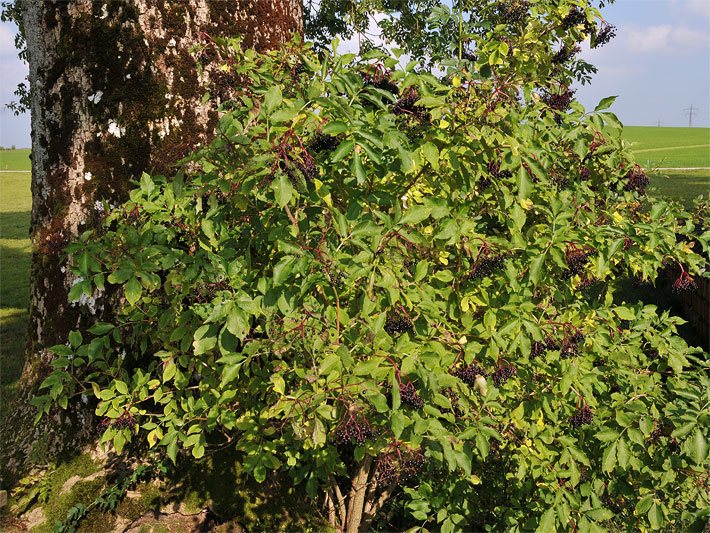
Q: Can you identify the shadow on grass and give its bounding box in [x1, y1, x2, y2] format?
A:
[0, 211, 31, 241]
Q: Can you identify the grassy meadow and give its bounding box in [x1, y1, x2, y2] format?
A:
[0, 164, 31, 403]
[0, 148, 31, 171]
[622, 126, 710, 168]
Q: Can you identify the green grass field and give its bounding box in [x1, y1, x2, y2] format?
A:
[622, 126, 710, 168]
[0, 148, 31, 171]
[0, 161, 31, 402]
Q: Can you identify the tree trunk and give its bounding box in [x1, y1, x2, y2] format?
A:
[1, 0, 301, 486]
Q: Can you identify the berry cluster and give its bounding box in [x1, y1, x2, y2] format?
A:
[552, 44, 581, 65]
[624, 166, 650, 194]
[561, 329, 585, 358]
[400, 380, 424, 409]
[592, 23, 617, 48]
[561, 7, 587, 29]
[487, 160, 513, 180]
[492, 361, 517, 386]
[672, 270, 698, 293]
[375, 446, 425, 485]
[568, 405, 593, 428]
[361, 64, 399, 95]
[577, 274, 598, 291]
[392, 87, 429, 121]
[384, 313, 414, 336]
[530, 337, 558, 358]
[495, 0, 530, 25]
[579, 166, 591, 181]
[98, 411, 136, 431]
[562, 244, 591, 279]
[452, 363, 487, 385]
[308, 132, 340, 154]
[542, 87, 576, 112]
[469, 244, 507, 280]
[334, 410, 373, 446]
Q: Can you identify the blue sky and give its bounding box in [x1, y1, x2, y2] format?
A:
[1, 0, 708, 148]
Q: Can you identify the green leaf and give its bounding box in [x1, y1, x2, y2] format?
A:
[263, 85, 283, 115]
[273, 173, 294, 207]
[529, 253, 545, 285]
[537, 507, 557, 533]
[602, 441, 617, 473]
[400, 205, 432, 225]
[594, 95, 618, 112]
[125, 277, 142, 306]
[647, 502, 663, 530]
[331, 139, 354, 163]
[114, 380, 128, 395]
[351, 150, 367, 184]
[322, 121, 348, 135]
[270, 108, 299, 123]
[691, 427, 708, 464]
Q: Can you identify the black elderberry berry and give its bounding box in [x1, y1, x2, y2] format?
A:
[561, 330, 584, 358]
[542, 87, 576, 112]
[400, 381, 424, 409]
[492, 362, 517, 387]
[334, 411, 373, 446]
[624, 166, 649, 194]
[384, 313, 414, 336]
[568, 405, 593, 428]
[552, 44, 581, 65]
[562, 244, 591, 279]
[375, 455, 398, 484]
[495, 0, 530, 25]
[308, 132, 340, 154]
[561, 7, 587, 29]
[672, 271, 698, 293]
[592, 23, 616, 48]
[452, 363, 487, 385]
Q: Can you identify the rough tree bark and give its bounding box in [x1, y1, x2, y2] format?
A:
[1, 0, 302, 486]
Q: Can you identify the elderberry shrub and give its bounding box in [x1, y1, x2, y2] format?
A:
[334, 411, 374, 446]
[374, 454, 399, 485]
[400, 380, 424, 409]
[492, 362, 517, 387]
[400, 449, 425, 482]
[568, 405, 593, 428]
[452, 363, 487, 385]
[375, 447, 425, 485]
[384, 313, 414, 335]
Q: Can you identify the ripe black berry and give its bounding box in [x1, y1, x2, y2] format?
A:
[392, 87, 429, 121]
[384, 313, 414, 336]
[469, 243, 508, 280]
[400, 380, 424, 409]
[452, 363, 487, 385]
[592, 23, 617, 48]
[552, 44, 581, 65]
[672, 270, 698, 293]
[495, 0, 530, 25]
[334, 410, 373, 446]
[308, 132, 340, 154]
[568, 405, 593, 428]
[562, 244, 591, 279]
[492, 361, 517, 387]
[561, 7, 587, 29]
[561, 330, 584, 358]
[624, 166, 649, 194]
[542, 87, 576, 112]
[361, 64, 399, 95]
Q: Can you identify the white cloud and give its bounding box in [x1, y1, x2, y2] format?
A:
[684, 0, 710, 17]
[626, 24, 709, 53]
